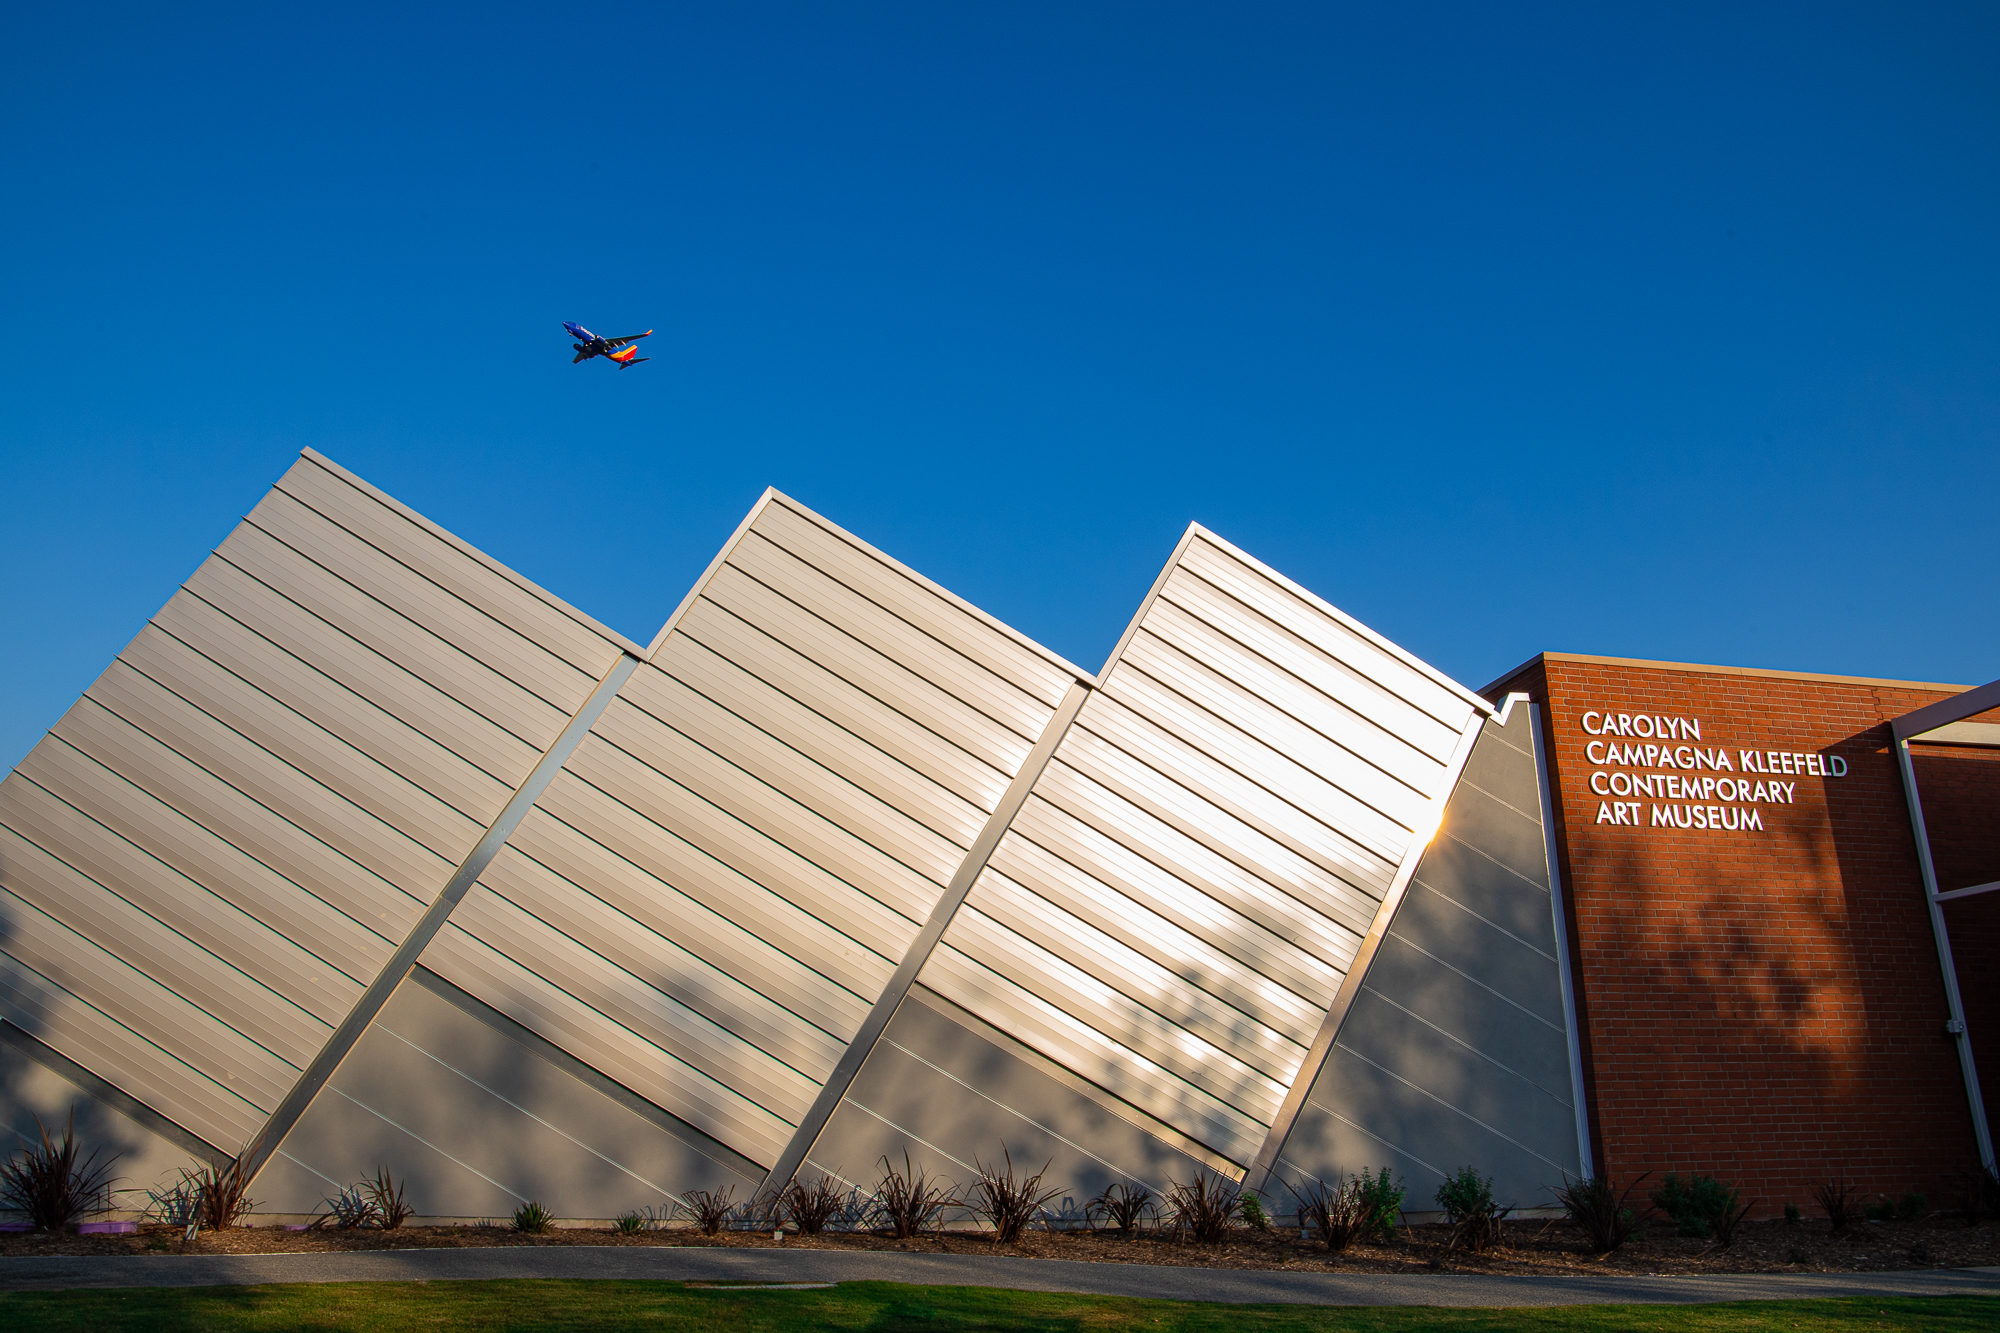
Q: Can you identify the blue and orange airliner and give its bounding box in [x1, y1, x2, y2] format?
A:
[564, 321, 652, 368]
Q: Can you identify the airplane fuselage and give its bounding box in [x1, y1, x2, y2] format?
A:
[563, 321, 651, 366]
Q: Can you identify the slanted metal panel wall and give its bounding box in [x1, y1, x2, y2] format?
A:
[256, 969, 761, 1220]
[425, 495, 1084, 1169]
[1268, 701, 1584, 1205]
[0, 453, 634, 1151]
[917, 530, 1484, 1167]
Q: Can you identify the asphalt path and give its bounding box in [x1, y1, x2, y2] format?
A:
[3, 1248, 1999, 1306]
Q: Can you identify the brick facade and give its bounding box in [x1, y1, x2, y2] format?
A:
[1490, 655, 1996, 1213]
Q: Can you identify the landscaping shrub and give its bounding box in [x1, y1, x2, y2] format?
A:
[1086, 1182, 1154, 1236]
[1898, 1192, 1927, 1221]
[1651, 1173, 1749, 1244]
[1812, 1179, 1862, 1234]
[1355, 1166, 1404, 1242]
[1547, 1172, 1646, 1255]
[1239, 1190, 1271, 1232]
[161, 1157, 256, 1232]
[1436, 1165, 1510, 1253]
[783, 1173, 850, 1236]
[0, 1110, 118, 1231]
[615, 1205, 669, 1234]
[678, 1186, 737, 1237]
[1784, 1202, 1802, 1225]
[510, 1200, 554, 1234]
[365, 1167, 413, 1229]
[1163, 1172, 1242, 1244]
[141, 1177, 201, 1229]
[967, 1150, 1061, 1244]
[315, 1185, 380, 1230]
[872, 1152, 957, 1239]
[1286, 1175, 1377, 1253]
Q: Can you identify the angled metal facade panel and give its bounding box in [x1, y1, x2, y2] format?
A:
[256, 968, 760, 1220]
[1264, 702, 1586, 1207]
[424, 494, 1089, 1171]
[4, 457, 1592, 1216]
[0, 451, 637, 1160]
[914, 530, 1489, 1168]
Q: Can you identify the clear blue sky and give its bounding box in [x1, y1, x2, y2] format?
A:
[5, 3, 1996, 771]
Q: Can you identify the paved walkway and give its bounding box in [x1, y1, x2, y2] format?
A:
[3, 1248, 1999, 1306]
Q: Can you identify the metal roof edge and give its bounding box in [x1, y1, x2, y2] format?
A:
[643, 487, 781, 660]
[1892, 676, 2000, 741]
[1096, 523, 1203, 681]
[1476, 653, 1549, 700]
[760, 490, 1097, 686]
[297, 448, 646, 657]
[1179, 523, 1498, 718]
[1491, 649, 1974, 695]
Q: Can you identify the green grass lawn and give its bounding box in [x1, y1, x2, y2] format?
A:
[0, 1282, 1994, 1332]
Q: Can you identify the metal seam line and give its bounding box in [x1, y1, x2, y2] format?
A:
[236, 651, 643, 1183]
[1530, 700, 1596, 1179]
[1247, 711, 1487, 1192]
[758, 679, 1094, 1196]
[1893, 735, 1996, 1171]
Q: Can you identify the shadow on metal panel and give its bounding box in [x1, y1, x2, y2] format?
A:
[1270, 705, 1583, 1209]
[806, 987, 1212, 1213]
[0, 1021, 223, 1212]
[257, 967, 762, 1218]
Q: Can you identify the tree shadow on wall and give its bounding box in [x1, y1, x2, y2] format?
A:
[1575, 721, 1953, 1204]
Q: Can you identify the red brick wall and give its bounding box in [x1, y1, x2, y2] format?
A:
[1496, 658, 1992, 1212]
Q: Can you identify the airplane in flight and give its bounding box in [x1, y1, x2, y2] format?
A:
[564, 322, 652, 368]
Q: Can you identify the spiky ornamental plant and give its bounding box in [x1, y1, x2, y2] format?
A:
[1287, 1175, 1379, 1253]
[364, 1167, 414, 1230]
[1548, 1172, 1648, 1255]
[510, 1200, 555, 1234]
[0, 1110, 119, 1231]
[966, 1150, 1061, 1243]
[1086, 1182, 1155, 1236]
[872, 1152, 959, 1239]
[1163, 1172, 1243, 1244]
[784, 1173, 850, 1236]
[678, 1186, 737, 1237]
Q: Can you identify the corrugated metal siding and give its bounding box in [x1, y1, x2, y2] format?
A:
[917, 529, 1486, 1168]
[430, 494, 1085, 1168]
[1270, 703, 1585, 1205]
[0, 452, 635, 1152]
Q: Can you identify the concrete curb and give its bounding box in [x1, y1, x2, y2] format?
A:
[3, 1249, 2000, 1306]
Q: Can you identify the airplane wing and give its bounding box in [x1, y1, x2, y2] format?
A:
[602, 330, 653, 348]
[572, 349, 592, 363]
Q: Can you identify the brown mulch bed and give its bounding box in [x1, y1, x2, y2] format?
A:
[5, 1215, 1998, 1275]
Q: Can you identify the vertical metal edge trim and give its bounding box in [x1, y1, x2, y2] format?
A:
[758, 680, 1094, 1195]
[1894, 736, 1996, 1170]
[235, 651, 643, 1182]
[643, 490, 781, 660]
[1246, 713, 1487, 1192]
[1528, 700, 1594, 1179]
[1097, 526, 1203, 681]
